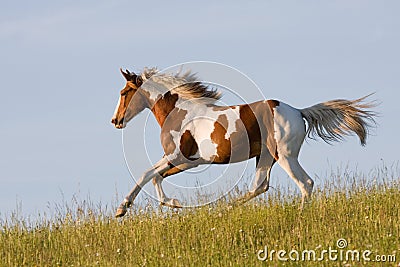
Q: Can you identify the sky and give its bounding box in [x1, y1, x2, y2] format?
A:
[1, 1, 399, 218]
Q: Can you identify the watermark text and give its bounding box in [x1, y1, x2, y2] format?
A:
[257, 238, 396, 263]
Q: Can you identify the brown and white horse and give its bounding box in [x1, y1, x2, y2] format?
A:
[111, 67, 376, 217]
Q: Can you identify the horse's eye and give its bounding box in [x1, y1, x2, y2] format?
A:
[120, 87, 132, 96]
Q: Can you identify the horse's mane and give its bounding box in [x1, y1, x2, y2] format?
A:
[140, 67, 221, 102]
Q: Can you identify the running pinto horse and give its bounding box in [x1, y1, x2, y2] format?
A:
[111, 67, 376, 217]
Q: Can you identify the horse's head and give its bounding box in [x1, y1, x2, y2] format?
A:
[111, 68, 147, 129]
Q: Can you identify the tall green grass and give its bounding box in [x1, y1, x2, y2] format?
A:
[1, 167, 399, 266]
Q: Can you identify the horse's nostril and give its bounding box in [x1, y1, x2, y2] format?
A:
[111, 117, 124, 128]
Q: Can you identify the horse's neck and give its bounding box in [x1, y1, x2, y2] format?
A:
[150, 92, 180, 127]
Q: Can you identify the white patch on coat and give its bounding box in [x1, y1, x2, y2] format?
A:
[224, 106, 240, 139]
[140, 79, 164, 102]
[189, 149, 200, 160]
[272, 102, 306, 158]
[166, 100, 241, 162]
[168, 130, 183, 162]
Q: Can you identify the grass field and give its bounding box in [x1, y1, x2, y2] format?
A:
[1, 167, 399, 266]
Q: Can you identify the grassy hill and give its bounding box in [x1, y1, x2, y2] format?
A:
[1, 171, 399, 266]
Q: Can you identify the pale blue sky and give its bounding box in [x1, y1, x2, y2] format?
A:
[1, 1, 399, 217]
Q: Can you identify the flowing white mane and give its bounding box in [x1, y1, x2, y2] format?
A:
[140, 67, 221, 102]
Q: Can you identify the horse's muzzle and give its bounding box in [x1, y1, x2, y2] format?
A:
[111, 117, 124, 129]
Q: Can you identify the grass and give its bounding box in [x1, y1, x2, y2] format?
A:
[1, 168, 399, 266]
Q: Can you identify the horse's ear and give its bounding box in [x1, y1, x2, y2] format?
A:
[120, 68, 137, 81]
[136, 76, 143, 87]
[120, 68, 131, 81]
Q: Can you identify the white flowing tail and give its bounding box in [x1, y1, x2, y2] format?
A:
[300, 95, 377, 146]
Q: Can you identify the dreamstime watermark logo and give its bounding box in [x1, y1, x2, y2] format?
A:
[121, 61, 266, 207]
[257, 238, 397, 263]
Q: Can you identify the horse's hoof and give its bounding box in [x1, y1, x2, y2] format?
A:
[236, 192, 253, 204]
[161, 198, 182, 208]
[115, 201, 131, 218]
[115, 207, 127, 218]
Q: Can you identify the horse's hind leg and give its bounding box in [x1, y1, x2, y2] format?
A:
[278, 156, 314, 209]
[273, 103, 314, 209]
[254, 160, 276, 195]
[239, 152, 276, 203]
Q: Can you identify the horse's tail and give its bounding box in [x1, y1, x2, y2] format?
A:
[299, 94, 377, 146]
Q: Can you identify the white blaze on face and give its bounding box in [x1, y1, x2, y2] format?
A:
[112, 96, 121, 121]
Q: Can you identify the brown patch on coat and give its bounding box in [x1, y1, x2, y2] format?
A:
[266, 99, 279, 115]
[230, 101, 279, 162]
[179, 130, 199, 160]
[210, 114, 231, 163]
[238, 104, 262, 159]
[161, 163, 192, 178]
[152, 92, 187, 157]
[159, 107, 187, 157]
[151, 92, 179, 127]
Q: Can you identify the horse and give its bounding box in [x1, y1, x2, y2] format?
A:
[111, 67, 376, 218]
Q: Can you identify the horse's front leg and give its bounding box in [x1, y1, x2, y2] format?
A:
[152, 163, 198, 208]
[115, 157, 171, 218]
[153, 177, 182, 208]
